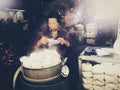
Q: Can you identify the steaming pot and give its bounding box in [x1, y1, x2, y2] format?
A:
[20, 58, 67, 83]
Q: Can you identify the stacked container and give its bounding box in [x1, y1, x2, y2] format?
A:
[78, 47, 120, 90]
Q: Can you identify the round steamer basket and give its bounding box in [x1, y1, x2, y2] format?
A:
[21, 58, 67, 83]
[13, 58, 67, 90]
[22, 66, 61, 83]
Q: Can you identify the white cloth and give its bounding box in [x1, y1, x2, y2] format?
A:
[92, 80, 105, 86]
[105, 83, 118, 90]
[61, 65, 69, 77]
[92, 64, 104, 74]
[104, 74, 118, 84]
[113, 35, 120, 55]
[82, 78, 93, 84]
[82, 63, 92, 72]
[83, 84, 93, 90]
[93, 85, 105, 90]
[93, 74, 104, 82]
[82, 71, 93, 78]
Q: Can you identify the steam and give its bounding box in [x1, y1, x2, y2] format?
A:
[48, 38, 59, 47]
[0, 0, 14, 8]
[94, 0, 120, 20]
[65, 9, 82, 26]
[64, 0, 120, 25]
[20, 49, 61, 69]
[64, 1, 84, 26]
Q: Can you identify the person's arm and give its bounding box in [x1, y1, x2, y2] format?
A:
[57, 38, 70, 47]
[34, 39, 42, 49]
[34, 37, 48, 49]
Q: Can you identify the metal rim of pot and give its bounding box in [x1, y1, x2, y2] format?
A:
[13, 58, 67, 90]
[21, 58, 67, 81]
[21, 57, 67, 70]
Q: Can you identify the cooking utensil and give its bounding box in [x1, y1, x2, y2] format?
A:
[21, 57, 67, 83]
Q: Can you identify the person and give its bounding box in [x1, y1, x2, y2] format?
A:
[34, 11, 72, 58]
[34, 11, 79, 90]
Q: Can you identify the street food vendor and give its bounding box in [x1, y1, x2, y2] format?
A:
[34, 11, 72, 58]
[34, 11, 80, 90]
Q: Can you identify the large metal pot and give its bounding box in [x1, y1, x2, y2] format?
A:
[21, 58, 67, 83]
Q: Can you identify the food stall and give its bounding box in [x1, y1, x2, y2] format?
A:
[13, 49, 71, 90]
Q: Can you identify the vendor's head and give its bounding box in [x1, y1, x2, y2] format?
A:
[47, 11, 61, 31]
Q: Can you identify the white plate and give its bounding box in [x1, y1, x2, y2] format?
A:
[61, 65, 69, 77]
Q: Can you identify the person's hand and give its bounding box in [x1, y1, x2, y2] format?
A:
[40, 37, 48, 44]
[57, 38, 70, 47]
[57, 38, 65, 45]
[34, 37, 48, 49]
[36, 37, 48, 48]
